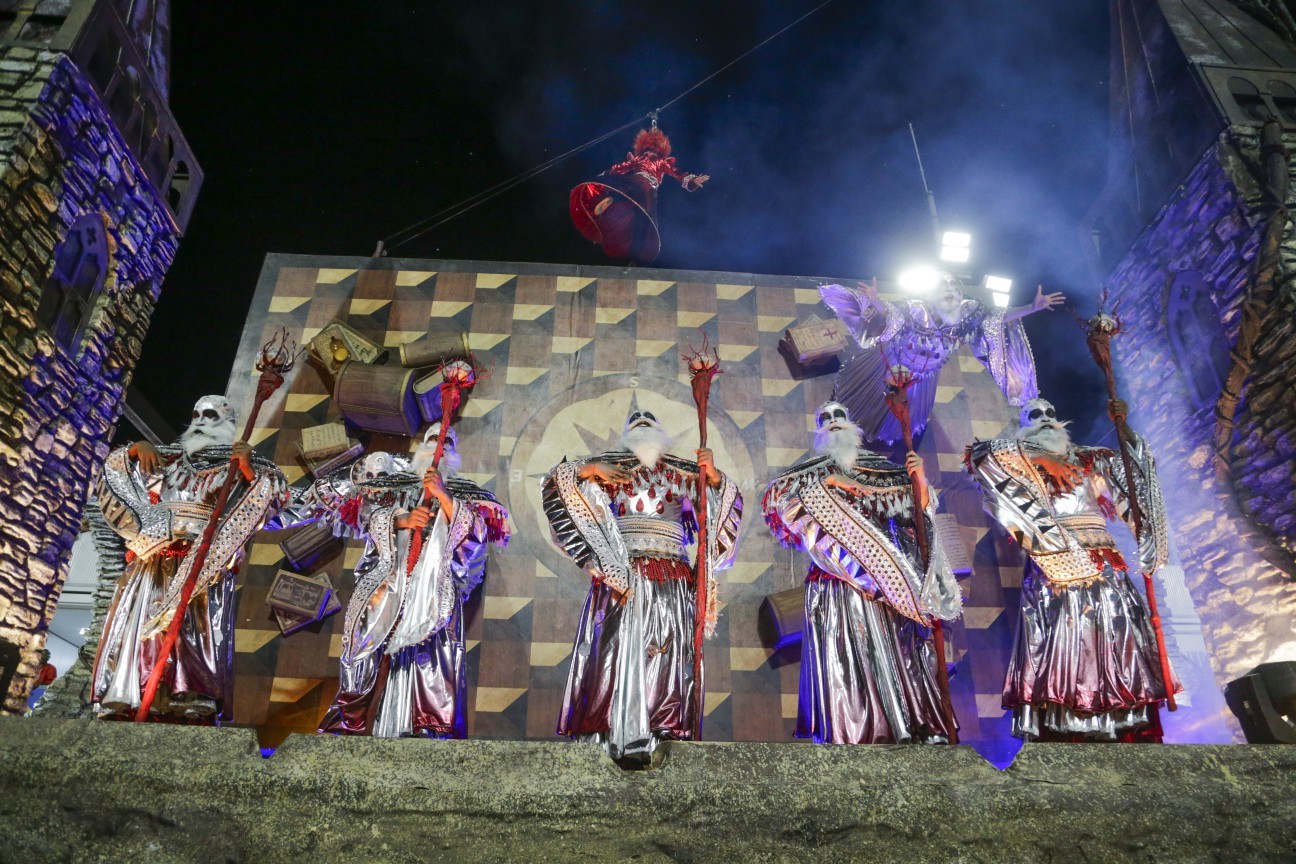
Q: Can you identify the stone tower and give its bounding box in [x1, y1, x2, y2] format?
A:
[1087, 0, 1296, 731]
[0, 1, 201, 713]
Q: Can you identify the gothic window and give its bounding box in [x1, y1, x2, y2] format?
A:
[36, 215, 109, 354]
[1166, 271, 1232, 411]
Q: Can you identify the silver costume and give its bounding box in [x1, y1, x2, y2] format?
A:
[276, 454, 509, 738]
[763, 450, 961, 744]
[966, 415, 1181, 741]
[93, 441, 288, 721]
[542, 451, 742, 760]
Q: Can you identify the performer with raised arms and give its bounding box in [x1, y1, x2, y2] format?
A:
[542, 408, 742, 763]
[820, 274, 1064, 443]
[966, 396, 1181, 741]
[93, 395, 289, 722]
[763, 400, 962, 744]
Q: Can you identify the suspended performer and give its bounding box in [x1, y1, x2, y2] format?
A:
[966, 397, 1182, 741]
[819, 274, 1064, 444]
[93, 395, 289, 722]
[542, 408, 742, 763]
[570, 127, 709, 264]
[763, 401, 962, 744]
[274, 426, 510, 738]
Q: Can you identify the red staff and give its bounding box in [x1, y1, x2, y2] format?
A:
[683, 337, 722, 741]
[404, 359, 477, 577]
[884, 365, 959, 743]
[136, 330, 296, 721]
[1083, 310, 1176, 711]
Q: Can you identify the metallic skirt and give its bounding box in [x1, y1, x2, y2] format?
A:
[319, 599, 466, 738]
[798, 573, 954, 744]
[93, 557, 235, 722]
[558, 557, 697, 760]
[1006, 563, 1182, 740]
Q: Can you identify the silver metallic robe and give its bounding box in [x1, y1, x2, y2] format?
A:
[764, 453, 961, 744]
[966, 431, 1182, 740]
[94, 444, 288, 721]
[820, 286, 1039, 442]
[542, 451, 742, 760]
[275, 459, 510, 738]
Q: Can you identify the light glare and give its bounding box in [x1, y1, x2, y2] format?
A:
[898, 265, 941, 294]
[991, 292, 1011, 308]
[942, 232, 971, 247]
[940, 246, 970, 262]
[984, 275, 1013, 292]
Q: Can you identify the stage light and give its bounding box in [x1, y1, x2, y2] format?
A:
[985, 275, 1012, 308]
[940, 231, 971, 263]
[898, 265, 941, 294]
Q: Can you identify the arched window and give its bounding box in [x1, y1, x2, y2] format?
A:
[1166, 271, 1231, 411]
[36, 215, 109, 354]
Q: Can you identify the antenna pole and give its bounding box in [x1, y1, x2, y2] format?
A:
[909, 123, 943, 248]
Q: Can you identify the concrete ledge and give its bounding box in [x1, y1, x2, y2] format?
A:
[1, 718, 1293, 862]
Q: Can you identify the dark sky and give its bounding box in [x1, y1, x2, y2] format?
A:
[136, 1, 1115, 443]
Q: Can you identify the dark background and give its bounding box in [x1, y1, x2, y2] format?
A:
[136, 1, 1114, 443]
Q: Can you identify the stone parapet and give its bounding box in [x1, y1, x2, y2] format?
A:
[0, 718, 1292, 863]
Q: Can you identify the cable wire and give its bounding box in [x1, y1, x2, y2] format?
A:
[380, 0, 838, 253]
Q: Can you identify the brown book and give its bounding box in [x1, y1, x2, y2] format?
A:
[279, 520, 345, 571]
[267, 569, 333, 618]
[297, 438, 364, 479]
[273, 573, 341, 636]
[300, 421, 350, 460]
[783, 316, 848, 363]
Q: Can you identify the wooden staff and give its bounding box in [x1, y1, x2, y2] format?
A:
[885, 366, 959, 743]
[683, 339, 722, 741]
[404, 360, 476, 577]
[1083, 312, 1176, 711]
[136, 330, 296, 721]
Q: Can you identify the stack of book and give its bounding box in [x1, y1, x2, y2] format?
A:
[266, 569, 341, 636]
[297, 420, 363, 478]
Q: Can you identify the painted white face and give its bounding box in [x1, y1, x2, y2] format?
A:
[620, 410, 670, 468]
[1017, 398, 1072, 454]
[813, 401, 863, 471]
[411, 423, 461, 477]
[815, 402, 850, 432]
[180, 395, 237, 455]
[934, 276, 965, 320]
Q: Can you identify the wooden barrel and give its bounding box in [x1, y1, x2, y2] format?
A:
[399, 331, 471, 368]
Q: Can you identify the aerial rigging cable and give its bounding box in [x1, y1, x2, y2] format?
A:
[378, 0, 838, 254]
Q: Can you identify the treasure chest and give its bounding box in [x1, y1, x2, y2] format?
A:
[333, 361, 427, 437]
[758, 586, 805, 649]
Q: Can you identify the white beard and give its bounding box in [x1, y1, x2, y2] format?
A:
[410, 444, 461, 479]
[1018, 421, 1073, 455]
[620, 424, 670, 469]
[814, 422, 863, 473]
[180, 419, 236, 456]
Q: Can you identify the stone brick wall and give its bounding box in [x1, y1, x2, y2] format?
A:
[1107, 129, 1296, 722]
[0, 46, 180, 713]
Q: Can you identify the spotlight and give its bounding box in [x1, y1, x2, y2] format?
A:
[984, 275, 1012, 308]
[898, 265, 941, 294]
[940, 231, 971, 263]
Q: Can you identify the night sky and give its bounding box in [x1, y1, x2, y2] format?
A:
[136, 1, 1115, 443]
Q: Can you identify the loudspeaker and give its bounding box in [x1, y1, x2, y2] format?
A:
[1226, 661, 1296, 744]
